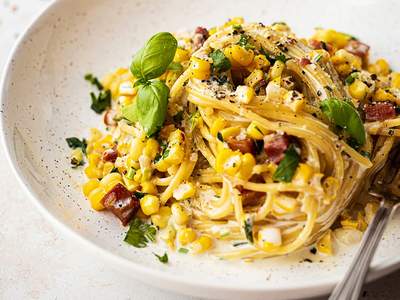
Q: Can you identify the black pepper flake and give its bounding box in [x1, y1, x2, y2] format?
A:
[388, 129, 395, 136]
[370, 74, 377, 80]
[301, 70, 306, 75]
[325, 86, 333, 92]
[317, 90, 322, 96]
[310, 247, 317, 255]
[304, 258, 313, 263]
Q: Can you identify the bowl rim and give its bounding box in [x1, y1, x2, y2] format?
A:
[1, 0, 400, 298]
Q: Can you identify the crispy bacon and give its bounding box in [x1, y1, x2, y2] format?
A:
[300, 58, 311, 67]
[364, 102, 396, 121]
[264, 134, 290, 164]
[192, 27, 209, 50]
[309, 39, 333, 53]
[226, 136, 255, 154]
[102, 183, 140, 226]
[237, 175, 265, 206]
[344, 40, 370, 59]
[102, 148, 118, 162]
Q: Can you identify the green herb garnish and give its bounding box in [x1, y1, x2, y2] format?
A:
[90, 90, 111, 114]
[167, 61, 184, 73]
[344, 72, 358, 85]
[84, 73, 103, 90]
[124, 218, 157, 248]
[66, 137, 87, 154]
[232, 24, 242, 31]
[237, 34, 254, 50]
[273, 144, 300, 182]
[178, 247, 189, 254]
[134, 191, 146, 200]
[126, 168, 136, 180]
[233, 241, 248, 247]
[320, 97, 366, 145]
[210, 49, 231, 72]
[243, 217, 254, 243]
[154, 252, 169, 264]
[275, 54, 287, 63]
[189, 111, 201, 131]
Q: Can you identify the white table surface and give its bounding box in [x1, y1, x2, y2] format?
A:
[1, 1, 399, 299]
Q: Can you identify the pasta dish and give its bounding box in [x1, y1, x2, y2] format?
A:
[66, 18, 400, 260]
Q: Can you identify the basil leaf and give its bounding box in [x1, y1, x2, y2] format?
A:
[210, 49, 231, 72]
[154, 252, 168, 264]
[320, 97, 366, 145]
[122, 80, 169, 137]
[167, 61, 183, 73]
[131, 32, 178, 81]
[84, 73, 103, 90]
[90, 90, 111, 114]
[273, 145, 300, 182]
[124, 218, 156, 248]
[243, 217, 254, 243]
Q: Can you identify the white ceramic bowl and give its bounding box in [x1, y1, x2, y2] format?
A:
[2, 0, 400, 299]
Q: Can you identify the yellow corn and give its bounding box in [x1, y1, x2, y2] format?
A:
[374, 88, 396, 102]
[88, 128, 102, 143]
[292, 163, 314, 186]
[141, 181, 158, 195]
[174, 48, 190, 63]
[316, 229, 333, 255]
[129, 135, 146, 161]
[88, 152, 102, 166]
[160, 224, 176, 248]
[215, 148, 242, 176]
[190, 235, 213, 254]
[368, 58, 390, 76]
[87, 187, 106, 211]
[190, 57, 211, 80]
[140, 195, 160, 216]
[151, 206, 172, 229]
[271, 22, 291, 32]
[122, 175, 139, 192]
[154, 159, 169, 173]
[274, 196, 298, 213]
[93, 135, 113, 152]
[349, 79, 368, 100]
[283, 91, 306, 112]
[70, 148, 83, 167]
[391, 72, 400, 88]
[117, 143, 130, 156]
[100, 173, 122, 187]
[171, 202, 190, 225]
[224, 16, 244, 28]
[247, 121, 269, 140]
[220, 126, 241, 139]
[331, 49, 362, 76]
[173, 182, 196, 200]
[231, 45, 254, 67]
[102, 161, 115, 177]
[235, 85, 255, 104]
[177, 228, 197, 245]
[210, 117, 227, 136]
[258, 227, 282, 251]
[238, 153, 256, 180]
[243, 69, 264, 88]
[312, 28, 350, 48]
[82, 179, 100, 197]
[84, 165, 103, 179]
[270, 60, 285, 80]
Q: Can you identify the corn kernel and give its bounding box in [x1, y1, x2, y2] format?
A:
[253, 54, 270, 70]
[316, 229, 333, 255]
[244, 69, 264, 87]
[122, 175, 139, 192]
[210, 117, 227, 136]
[140, 195, 160, 216]
[154, 159, 169, 173]
[84, 165, 103, 179]
[141, 181, 158, 195]
[247, 121, 269, 140]
[160, 224, 176, 248]
[70, 148, 83, 167]
[171, 203, 190, 225]
[224, 16, 244, 27]
[88, 152, 102, 166]
[88, 128, 102, 143]
[215, 148, 242, 176]
[88, 187, 106, 211]
[144, 138, 159, 160]
[283, 90, 305, 112]
[102, 161, 115, 177]
[270, 60, 285, 80]
[332, 49, 362, 76]
[349, 79, 368, 100]
[238, 153, 256, 180]
[235, 85, 255, 104]
[258, 227, 282, 250]
[82, 179, 100, 197]
[374, 88, 396, 102]
[190, 57, 211, 80]
[190, 235, 213, 254]
[391, 72, 400, 88]
[129, 135, 146, 161]
[173, 182, 196, 200]
[100, 173, 122, 187]
[312, 28, 350, 48]
[174, 48, 190, 63]
[293, 163, 313, 185]
[151, 206, 172, 229]
[177, 228, 197, 245]
[368, 58, 390, 76]
[230, 45, 254, 67]
[220, 126, 241, 139]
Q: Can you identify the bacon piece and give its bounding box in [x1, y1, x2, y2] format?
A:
[102, 183, 140, 226]
[264, 134, 290, 164]
[309, 39, 333, 53]
[344, 40, 370, 59]
[237, 175, 265, 206]
[102, 148, 118, 162]
[300, 58, 311, 67]
[104, 109, 117, 127]
[364, 102, 396, 121]
[192, 27, 209, 50]
[226, 136, 255, 154]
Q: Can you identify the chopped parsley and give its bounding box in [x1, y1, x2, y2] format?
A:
[233, 241, 248, 247]
[237, 34, 255, 50]
[243, 217, 254, 243]
[173, 111, 184, 123]
[178, 247, 189, 254]
[66, 137, 87, 154]
[84, 73, 103, 90]
[126, 168, 136, 180]
[189, 111, 202, 131]
[134, 191, 146, 200]
[124, 218, 157, 248]
[154, 252, 169, 264]
[210, 49, 231, 72]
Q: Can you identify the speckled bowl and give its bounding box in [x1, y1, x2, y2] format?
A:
[2, 0, 400, 299]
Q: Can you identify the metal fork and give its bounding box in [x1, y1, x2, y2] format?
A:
[329, 144, 400, 300]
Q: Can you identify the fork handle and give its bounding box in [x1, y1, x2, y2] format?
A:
[329, 201, 393, 300]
